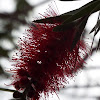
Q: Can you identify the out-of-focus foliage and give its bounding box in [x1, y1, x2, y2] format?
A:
[0, 0, 49, 77]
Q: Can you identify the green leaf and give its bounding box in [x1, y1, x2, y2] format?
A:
[34, 0, 100, 24]
[33, 1, 83, 23]
[53, 21, 76, 32]
[96, 38, 100, 51]
[71, 16, 89, 50]
[63, 0, 100, 24]
[33, 6, 81, 23]
[53, 16, 88, 49]
[54, 1, 100, 32]
[90, 20, 100, 35]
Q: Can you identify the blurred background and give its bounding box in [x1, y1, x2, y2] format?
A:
[0, 0, 100, 100]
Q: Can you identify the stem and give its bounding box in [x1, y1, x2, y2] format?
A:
[0, 87, 15, 92]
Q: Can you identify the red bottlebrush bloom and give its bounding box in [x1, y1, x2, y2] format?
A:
[11, 5, 88, 100]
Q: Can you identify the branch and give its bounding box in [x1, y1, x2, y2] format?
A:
[0, 87, 15, 92]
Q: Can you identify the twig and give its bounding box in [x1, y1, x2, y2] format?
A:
[0, 87, 15, 92]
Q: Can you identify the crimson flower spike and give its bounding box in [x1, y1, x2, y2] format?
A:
[11, 4, 89, 100]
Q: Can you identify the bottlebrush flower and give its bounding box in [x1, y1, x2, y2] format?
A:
[11, 5, 88, 100]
